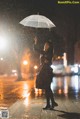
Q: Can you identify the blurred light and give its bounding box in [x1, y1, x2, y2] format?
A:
[58, 77, 62, 88]
[23, 60, 28, 65]
[38, 89, 42, 96]
[23, 93, 30, 106]
[71, 65, 78, 73]
[63, 52, 67, 67]
[23, 83, 30, 106]
[34, 65, 38, 70]
[23, 83, 28, 90]
[74, 64, 78, 67]
[0, 58, 3, 61]
[58, 89, 62, 94]
[57, 56, 61, 59]
[35, 88, 43, 97]
[14, 73, 17, 76]
[74, 67, 78, 73]
[71, 76, 79, 94]
[0, 36, 7, 50]
[64, 88, 68, 94]
[64, 77, 68, 94]
[23, 92, 30, 99]
[50, 65, 56, 69]
[51, 77, 57, 91]
[12, 70, 17, 73]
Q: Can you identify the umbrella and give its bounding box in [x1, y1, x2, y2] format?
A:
[20, 14, 56, 29]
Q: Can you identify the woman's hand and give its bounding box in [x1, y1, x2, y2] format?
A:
[34, 36, 38, 44]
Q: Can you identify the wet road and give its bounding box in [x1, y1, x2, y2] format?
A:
[51, 75, 80, 99]
[0, 75, 80, 107]
[0, 76, 35, 107]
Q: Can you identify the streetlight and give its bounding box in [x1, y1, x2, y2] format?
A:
[22, 60, 28, 78]
[34, 65, 38, 70]
[23, 60, 28, 65]
[0, 58, 3, 61]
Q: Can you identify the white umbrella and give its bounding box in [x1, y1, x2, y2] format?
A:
[20, 14, 56, 29]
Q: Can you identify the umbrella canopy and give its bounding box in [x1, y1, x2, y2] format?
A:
[20, 14, 56, 29]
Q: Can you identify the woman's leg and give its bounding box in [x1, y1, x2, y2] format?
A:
[49, 87, 58, 108]
[43, 89, 50, 109]
[45, 89, 51, 107]
[44, 87, 58, 110]
[43, 86, 54, 109]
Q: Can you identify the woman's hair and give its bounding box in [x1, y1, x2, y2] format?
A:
[46, 40, 53, 49]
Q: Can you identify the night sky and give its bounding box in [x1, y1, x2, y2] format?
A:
[0, 0, 80, 64]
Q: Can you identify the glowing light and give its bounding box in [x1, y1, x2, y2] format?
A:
[0, 36, 7, 50]
[12, 70, 17, 73]
[23, 83, 28, 90]
[34, 65, 38, 70]
[0, 58, 3, 61]
[64, 86, 68, 94]
[35, 88, 39, 97]
[38, 89, 42, 96]
[58, 78, 62, 87]
[74, 64, 78, 67]
[64, 77, 68, 94]
[58, 89, 62, 94]
[71, 76, 79, 93]
[50, 65, 56, 69]
[22, 83, 29, 98]
[14, 73, 17, 76]
[23, 93, 30, 106]
[35, 88, 43, 97]
[71, 65, 78, 73]
[74, 67, 78, 73]
[22, 83, 30, 106]
[63, 52, 67, 67]
[79, 64, 80, 67]
[23, 92, 30, 98]
[23, 60, 28, 65]
[57, 56, 61, 59]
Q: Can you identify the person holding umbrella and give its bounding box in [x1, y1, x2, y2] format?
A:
[33, 36, 58, 110]
[20, 14, 57, 110]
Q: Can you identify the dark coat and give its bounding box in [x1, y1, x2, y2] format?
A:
[33, 44, 53, 65]
[36, 63, 53, 89]
[33, 43, 54, 89]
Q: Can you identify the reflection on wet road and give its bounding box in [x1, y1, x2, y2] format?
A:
[51, 75, 80, 99]
[0, 76, 80, 107]
[0, 77, 34, 107]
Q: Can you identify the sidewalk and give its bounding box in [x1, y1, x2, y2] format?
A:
[8, 97, 80, 119]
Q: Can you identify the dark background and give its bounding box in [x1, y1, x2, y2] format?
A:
[0, 0, 80, 64]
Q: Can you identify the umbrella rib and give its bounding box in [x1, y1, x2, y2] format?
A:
[38, 15, 39, 28]
[47, 20, 50, 29]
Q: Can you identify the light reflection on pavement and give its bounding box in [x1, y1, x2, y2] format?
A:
[0, 77, 35, 107]
[0, 75, 80, 108]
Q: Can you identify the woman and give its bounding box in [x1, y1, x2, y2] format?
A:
[33, 36, 53, 65]
[33, 36, 58, 110]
